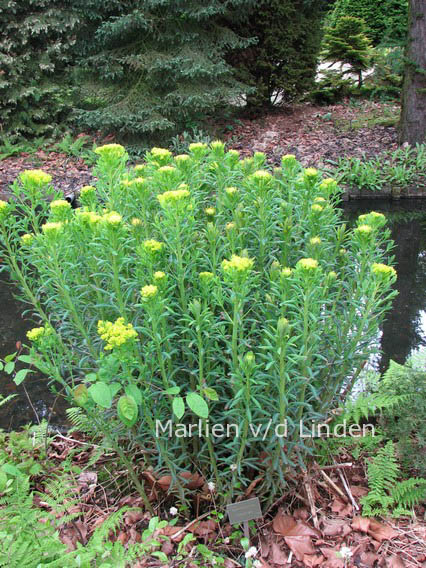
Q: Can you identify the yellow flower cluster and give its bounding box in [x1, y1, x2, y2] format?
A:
[158, 165, 177, 175]
[131, 218, 142, 227]
[157, 187, 190, 207]
[143, 239, 164, 253]
[225, 186, 238, 195]
[309, 237, 321, 245]
[50, 199, 71, 212]
[76, 210, 101, 226]
[20, 170, 52, 186]
[281, 154, 297, 165]
[222, 255, 254, 273]
[314, 197, 326, 203]
[355, 224, 373, 235]
[251, 170, 272, 182]
[304, 168, 318, 178]
[296, 258, 319, 271]
[102, 211, 122, 226]
[175, 154, 190, 164]
[371, 263, 397, 279]
[41, 222, 63, 237]
[0, 200, 9, 219]
[358, 211, 386, 227]
[281, 267, 293, 278]
[134, 164, 147, 173]
[153, 271, 166, 282]
[311, 204, 323, 213]
[94, 144, 126, 160]
[80, 185, 96, 197]
[199, 271, 214, 283]
[27, 324, 53, 343]
[97, 317, 138, 351]
[151, 147, 172, 160]
[141, 284, 158, 299]
[21, 233, 34, 246]
[205, 207, 216, 216]
[226, 222, 236, 232]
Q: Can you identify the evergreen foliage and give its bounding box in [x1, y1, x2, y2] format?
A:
[328, 0, 408, 46]
[228, 0, 326, 108]
[0, 0, 80, 141]
[322, 16, 373, 86]
[73, 0, 254, 147]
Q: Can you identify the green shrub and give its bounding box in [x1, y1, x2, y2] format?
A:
[228, 0, 326, 108]
[0, 1, 80, 141]
[0, 144, 397, 506]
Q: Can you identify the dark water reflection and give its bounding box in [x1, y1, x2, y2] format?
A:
[1, 199, 425, 430]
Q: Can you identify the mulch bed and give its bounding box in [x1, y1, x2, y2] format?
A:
[30, 431, 426, 568]
[223, 100, 399, 168]
[0, 100, 400, 200]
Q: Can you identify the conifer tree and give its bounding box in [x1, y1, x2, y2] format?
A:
[322, 16, 372, 87]
[73, 0, 254, 147]
[328, 0, 408, 46]
[0, 0, 80, 140]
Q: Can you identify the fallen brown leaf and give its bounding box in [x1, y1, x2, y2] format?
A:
[270, 541, 288, 565]
[284, 536, 316, 561]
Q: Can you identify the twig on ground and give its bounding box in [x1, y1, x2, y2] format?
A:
[319, 470, 349, 503]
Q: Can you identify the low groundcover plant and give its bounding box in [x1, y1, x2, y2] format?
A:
[0, 143, 397, 507]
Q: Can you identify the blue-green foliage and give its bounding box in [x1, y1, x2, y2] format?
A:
[73, 0, 255, 146]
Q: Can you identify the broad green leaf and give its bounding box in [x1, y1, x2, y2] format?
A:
[172, 396, 185, 419]
[125, 384, 143, 405]
[186, 392, 208, 419]
[117, 395, 138, 427]
[4, 352, 17, 363]
[4, 362, 15, 375]
[0, 362, 3, 371]
[73, 384, 89, 406]
[110, 382, 122, 398]
[203, 387, 219, 401]
[165, 386, 180, 395]
[88, 382, 112, 408]
[13, 368, 33, 385]
[85, 373, 98, 383]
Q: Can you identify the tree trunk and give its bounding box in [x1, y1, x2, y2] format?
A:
[399, 0, 426, 145]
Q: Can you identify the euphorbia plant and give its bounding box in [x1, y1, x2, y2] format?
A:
[0, 143, 397, 506]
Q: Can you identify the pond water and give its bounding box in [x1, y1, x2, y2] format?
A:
[1, 199, 425, 430]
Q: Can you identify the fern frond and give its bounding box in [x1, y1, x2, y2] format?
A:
[391, 478, 426, 508]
